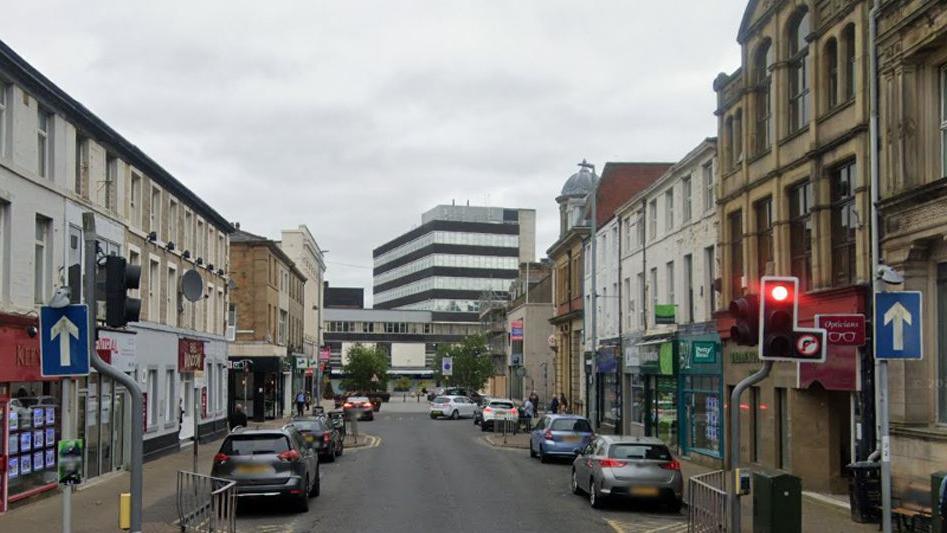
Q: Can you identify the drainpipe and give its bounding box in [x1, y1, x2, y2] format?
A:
[589, 170, 598, 422]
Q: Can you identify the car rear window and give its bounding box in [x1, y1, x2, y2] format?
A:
[609, 444, 672, 460]
[550, 418, 592, 432]
[347, 397, 369, 403]
[489, 401, 514, 409]
[433, 396, 450, 403]
[221, 434, 291, 456]
[290, 420, 326, 433]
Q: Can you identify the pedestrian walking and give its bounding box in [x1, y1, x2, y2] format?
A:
[305, 392, 312, 412]
[559, 393, 569, 414]
[295, 391, 306, 417]
[529, 391, 540, 414]
[550, 395, 559, 414]
[228, 404, 248, 430]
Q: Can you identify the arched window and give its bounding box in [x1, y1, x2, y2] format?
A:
[725, 116, 735, 170]
[788, 8, 811, 131]
[843, 24, 856, 100]
[825, 37, 839, 108]
[754, 40, 773, 153]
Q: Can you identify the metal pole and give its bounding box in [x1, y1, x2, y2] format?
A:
[728, 360, 773, 533]
[193, 380, 199, 473]
[589, 162, 598, 422]
[867, 0, 891, 530]
[83, 213, 143, 533]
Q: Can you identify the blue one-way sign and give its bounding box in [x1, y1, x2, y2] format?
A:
[875, 292, 923, 360]
[40, 304, 90, 377]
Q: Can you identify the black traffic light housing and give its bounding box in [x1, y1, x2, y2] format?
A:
[105, 256, 141, 328]
[729, 294, 759, 346]
[760, 277, 795, 358]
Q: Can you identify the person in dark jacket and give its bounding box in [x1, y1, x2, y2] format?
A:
[228, 404, 248, 430]
[550, 396, 559, 414]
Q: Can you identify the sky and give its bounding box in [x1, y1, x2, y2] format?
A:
[2, 1, 744, 301]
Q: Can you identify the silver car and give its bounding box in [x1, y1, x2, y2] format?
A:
[571, 435, 683, 511]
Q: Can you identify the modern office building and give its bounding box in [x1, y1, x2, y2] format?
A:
[373, 204, 536, 322]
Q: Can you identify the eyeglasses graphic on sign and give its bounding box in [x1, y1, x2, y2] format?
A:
[828, 331, 857, 343]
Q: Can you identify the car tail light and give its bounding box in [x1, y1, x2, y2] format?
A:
[483, 407, 493, 413]
[661, 460, 681, 471]
[323, 433, 331, 443]
[213, 453, 230, 463]
[343, 402, 353, 408]
[598, 458, 628, 468]
[277, 449, 301, 462]
[363, 402, 373, 408]
[543, 430, 553, 440]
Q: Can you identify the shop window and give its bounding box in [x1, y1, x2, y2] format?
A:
[630, 374, 645, 425]
[830, 161, 857, 286]
[7, 382, 61, 499]
[684, 375, 721, 456]
[789, 180, 814, 291]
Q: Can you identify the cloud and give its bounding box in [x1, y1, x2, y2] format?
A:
[1, 0, 744, 297]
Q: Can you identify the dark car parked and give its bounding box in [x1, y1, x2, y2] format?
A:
[211, 426, 320, 512]
[288, 417, 344, 462]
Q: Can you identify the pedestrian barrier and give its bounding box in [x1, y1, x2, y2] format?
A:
[688, 469, 728, 533]
[176, 471, 237, 533]
[492, 418, 518, 444]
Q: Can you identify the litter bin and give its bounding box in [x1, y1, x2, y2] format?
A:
[848, 461, 881, 524]
[753, 470, 801, 533]
[933, 471, 947, 533]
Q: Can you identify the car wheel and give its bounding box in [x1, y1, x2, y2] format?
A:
[529, 442, 536, 458]
[297, 477, 311, 511]
[430, 413, 438, 419]
[451, 410, 459, 420]
[667, 498, 683, 513]
[309, 469, 320, 498]
[323, 451, 335, 463]
[571, 469, 581, 495]
[589, 479, 603, 509]
[539, 445, 549, 464]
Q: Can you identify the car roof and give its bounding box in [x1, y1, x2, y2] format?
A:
[545, 414, 588, 420]
[488, 398, 514, 403]
[227, 427, 293, 437]
[598, 435, 668, 445]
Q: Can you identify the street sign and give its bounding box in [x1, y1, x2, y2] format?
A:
[795, 332, 821, 357]
[511, 320, 524, 341]
[875, 291, 923, 359]
[442, 356, 453, 376]
[817, 314, 866, 346]
[40, 304, 90, 377]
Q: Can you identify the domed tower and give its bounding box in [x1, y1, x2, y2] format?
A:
[556, 159, 598, 237]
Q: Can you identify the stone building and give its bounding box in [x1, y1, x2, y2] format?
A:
[505, 262, 555, 405]
[228, 226, 306, 420]
[279, 225, 327, 397]
[876, 0, 947, 502]
[714, 0, 873, 493]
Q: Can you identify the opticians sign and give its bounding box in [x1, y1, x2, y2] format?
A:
[816, 314, 866, 347]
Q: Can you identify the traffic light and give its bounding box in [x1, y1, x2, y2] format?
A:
[760, 276, 797, 359]
[104, 256, 141, 328]
[728, 294, 759, 346]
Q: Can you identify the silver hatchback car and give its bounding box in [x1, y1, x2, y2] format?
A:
[571, 435, 683, 511]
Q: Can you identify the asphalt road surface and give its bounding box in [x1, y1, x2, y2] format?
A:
[235, 401, 685, 533]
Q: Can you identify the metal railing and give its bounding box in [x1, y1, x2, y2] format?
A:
[688, 470, 728, 533]
[176, 471, 237, 533]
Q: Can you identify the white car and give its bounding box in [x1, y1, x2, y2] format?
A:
[480, 399, 518, 431]
[429, 395, 477, 420]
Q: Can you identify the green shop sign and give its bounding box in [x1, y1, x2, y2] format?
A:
[655, 304, 677, 325]
[692, 341, 717, 364]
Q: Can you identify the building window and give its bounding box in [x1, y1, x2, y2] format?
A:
[168, 200, 178, 245]
[682, 176, 692, 223]
[0, 82, 7, 158]
[165, 369, 175, 422]
[728, 211, 743, 300]
[148, 258, 160, 321]
[624, 277, 632, 329]
[167, 266, 178, 327]
[788, 8, 811, 132]
[74, 136, 87, 197]
[130, 173, 142, 228]
[648, 200, 657, 240]
[754, 197, 773, 278]
[843, 24, 856, 101]
[665, 189, 674, 232]
[636, 210, 645, 247]
[637, 272, 646, 329]
[34, 216, 51, 304]
[666, 261, 675, 306]
[279, 310, 288, 345]
[150, 187, 161, 237]
[789, 180, 814, 292]
[37, 109, 52, 178]
[754, 40, 773, 153]
[649, 268, 658, 328]
[184, 210, 193, 251]
[147, 369, 158, 428]
[705, 245, 716, 315]
[703, 160, 714, 211]
[105, 154, 117, 211]
[831, 161, 857, 286]
[825, 38, 839, 109]
[684, 254, 694, 323]
[733, 109, 743, 165]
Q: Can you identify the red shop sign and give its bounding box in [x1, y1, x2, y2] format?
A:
[818, 314, 866, 347]
[0, 313, 48, 383]
[178, 338, 206, 373]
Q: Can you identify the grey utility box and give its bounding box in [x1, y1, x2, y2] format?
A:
[753, 470, 802, 533]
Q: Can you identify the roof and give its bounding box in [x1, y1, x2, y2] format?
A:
[594, 162, 673, 227]
[559, 163, 598, 199]
[230, 227, 306, 281]
[0, 39, 233, 233]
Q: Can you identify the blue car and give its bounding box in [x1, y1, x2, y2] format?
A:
[529, 415, 594, 463]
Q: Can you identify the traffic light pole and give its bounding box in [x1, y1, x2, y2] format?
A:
[83, 213, 143, 533]
[727, 360, 773, 533]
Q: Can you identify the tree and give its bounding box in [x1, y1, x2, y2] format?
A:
[432, 334, 495, 392]
[342, 344, 389, 392]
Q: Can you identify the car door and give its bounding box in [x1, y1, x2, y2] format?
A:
[532, 416, 547, 449]
[291, 429, 317, 481]
[575, 438, 596, 488]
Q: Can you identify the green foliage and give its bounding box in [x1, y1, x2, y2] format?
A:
[393, 376, 412, 392]
[432, 334, 494, 392]
[342, 343, 389, 392]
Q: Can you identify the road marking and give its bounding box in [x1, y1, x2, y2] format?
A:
[604, 515, 687, 533]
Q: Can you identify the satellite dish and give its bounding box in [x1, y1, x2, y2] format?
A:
[181, 269, 205, 302]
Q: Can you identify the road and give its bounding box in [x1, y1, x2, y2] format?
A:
[236, 401, 686, 533]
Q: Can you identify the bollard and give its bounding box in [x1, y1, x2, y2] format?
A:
[119, 493, 131, 530]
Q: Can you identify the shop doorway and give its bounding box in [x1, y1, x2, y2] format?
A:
[645, 376, 679, 453]
[179, 376, 193, 441]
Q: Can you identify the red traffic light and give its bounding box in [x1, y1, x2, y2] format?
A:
[770, 284, 789, 302]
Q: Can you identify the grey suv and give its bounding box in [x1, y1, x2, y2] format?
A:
[211, 426, 320, 512]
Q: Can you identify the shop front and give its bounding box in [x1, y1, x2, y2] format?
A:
[0, 313, 61, 512]
[593, 342, 621, 433]
[677, 324, 724, 468]
[227, 356, 285, 421]
[638, 336, 679, 453]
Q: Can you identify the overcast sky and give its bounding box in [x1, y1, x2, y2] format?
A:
[3, 1, 743, 301]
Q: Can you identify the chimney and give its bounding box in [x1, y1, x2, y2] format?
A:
[234, 222, 241, 230]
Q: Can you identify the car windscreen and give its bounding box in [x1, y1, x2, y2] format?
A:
[432, 396, 450, 403]
[290, 420, 326, 433]
[221, 434, 291, 456]
[609, 443, 672, 460]
[550, 418, 592, 432]
[489, 401, 514, 409]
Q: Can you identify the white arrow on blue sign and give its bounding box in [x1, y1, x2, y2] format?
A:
[875, 291, 923, 360]
[40, 304, 90, 377]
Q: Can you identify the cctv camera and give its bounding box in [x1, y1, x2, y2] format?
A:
[877, 264, 904, 285]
